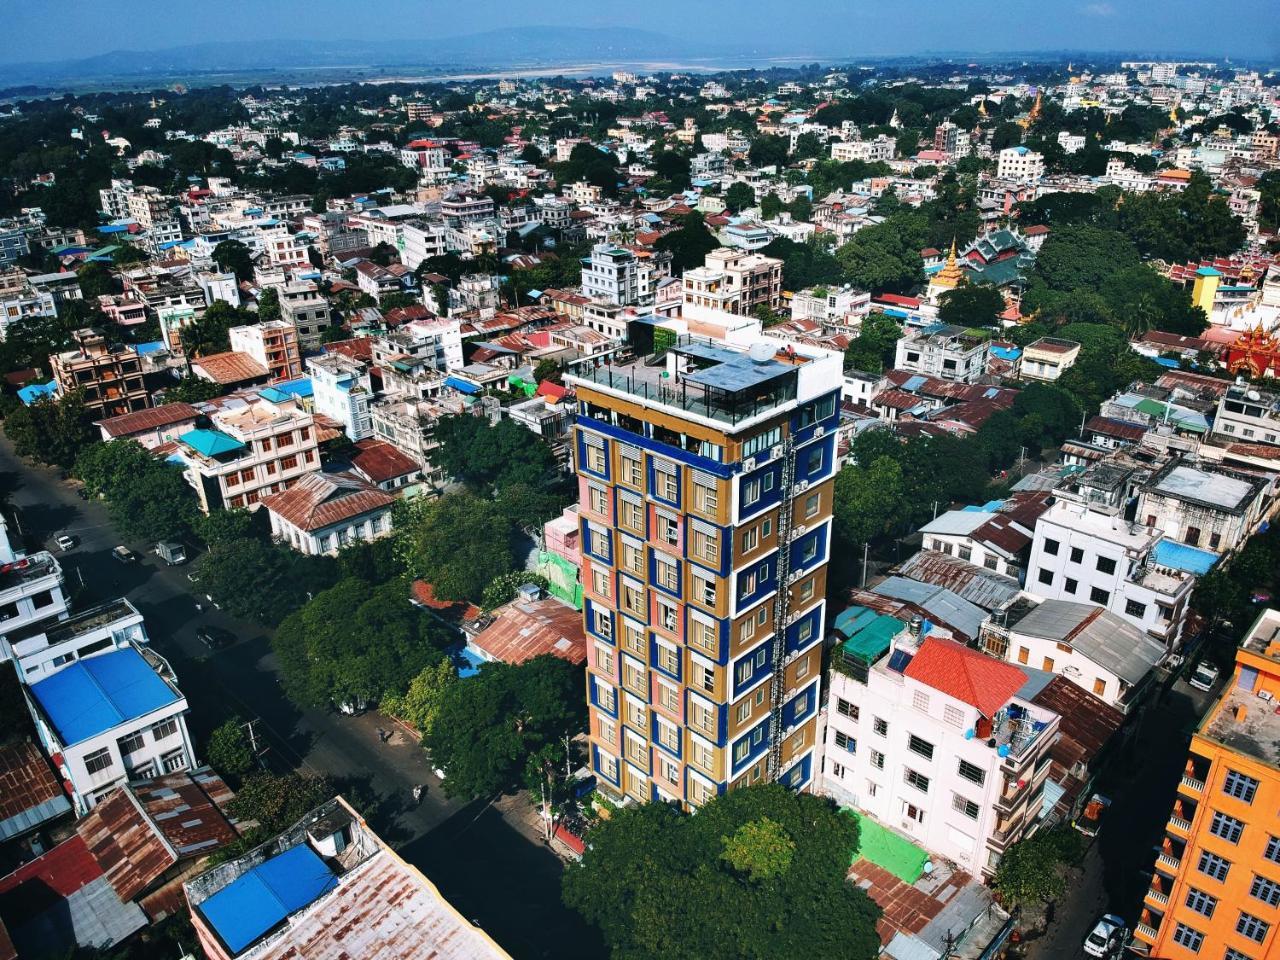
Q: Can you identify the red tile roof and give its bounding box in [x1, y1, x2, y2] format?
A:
[96, 402, 200, 437]
[261, 472, 395, 532]
[470, 598, 587, 666]
[351, 439, 420, 484]
[903, 636, 1026, 718]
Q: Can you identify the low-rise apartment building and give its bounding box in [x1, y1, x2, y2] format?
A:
[50, 327, 150, 419]
[1020, 337, 1080, 382]
[1214, 383, 1280, 447]
[894, 324, 990, 384]
[307, 352, 373, 441]
[821, 618, 1060, 878]
[175, 396, 320, 512]
[580, 242, 655, 307]
[1137, 460, 1270, 557]
[229, 321, 303, 382]
[996, 147, 1045, 182]
[278, 282, 332, 350]
[681, 247, 783, 316]
[263, 472, 396, 556]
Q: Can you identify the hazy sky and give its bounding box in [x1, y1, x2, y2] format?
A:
[1, 0, 1277, 64]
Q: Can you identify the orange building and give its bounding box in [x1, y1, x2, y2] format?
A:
[1136, 608, 1280, 959]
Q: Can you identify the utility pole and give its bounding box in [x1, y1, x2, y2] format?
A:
[861, 542, 870, 588]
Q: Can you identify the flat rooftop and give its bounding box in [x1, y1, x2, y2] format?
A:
[30, 646, 180, 746]
[1148, 464, 1257, 512]
[1203, 684, 1280, 767]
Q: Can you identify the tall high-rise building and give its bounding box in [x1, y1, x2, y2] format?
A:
[565, 329, 841, 808]
[1135, 608, 1280, 958]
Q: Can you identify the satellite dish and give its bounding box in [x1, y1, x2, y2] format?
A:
[748, 342, 775, 363]
[1247, 390, 1261, 401]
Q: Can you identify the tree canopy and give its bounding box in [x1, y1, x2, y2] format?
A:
[396, 493, 516, 603]
[563, 785, 881, 960]
[74, 439, 197, 543]
[4, 390, 94, 469]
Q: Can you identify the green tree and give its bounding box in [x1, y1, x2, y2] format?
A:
[723, 181, 755, 213]
[938, 284, 1005, 329]
[226, 772, 334, 836]
[843, 313, 902, 373]
[160, 376, 223, 404]
[211, 239, 255, 283]
[747, 135, 789, 169]
[181, 300, 249, 357]
[481, 571, 550, 611]
[433, 413, 561, 491]
[4, 390, 94, 468]
[206, 716, 255, 784]
[759, 237, 842, 291]
[425, 655, 585, 799]
[655, 212, 720, 274]
[75, 261, 115, 299]
[396, 493, 515, 603]
[833, 455, 905, 548]
[193, 537, 338, 625]
[759, 192, 784, 221]
[193, 507, 262, 549]
[563, 785, 881, 960]
[381, 658, 458, 739]
[835, 214, 925, 293]
[993, 828, 1083, 908]
[256, 286, 281, 323]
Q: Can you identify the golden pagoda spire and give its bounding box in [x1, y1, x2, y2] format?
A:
[933, 237, 966, 289]
[978, 99, 988, 118]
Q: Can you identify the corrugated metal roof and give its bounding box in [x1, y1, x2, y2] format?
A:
[1011, 600, 1164, 685]
[469, 597, 586, 666]
[896, 550, 1021, 612]
[918, 511, 993, 538]
[76, 789, 176, 902]
[873, 577, 986, 640]
[261, 472, 395, 533]
[0, 741, 71, 842]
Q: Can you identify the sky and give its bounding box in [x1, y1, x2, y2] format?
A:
[1, 0, 1276, 65]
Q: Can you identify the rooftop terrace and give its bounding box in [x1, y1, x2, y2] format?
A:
[1203, 683, 1280, 767]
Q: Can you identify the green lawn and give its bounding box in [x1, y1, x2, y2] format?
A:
[845, 810, 929, 883]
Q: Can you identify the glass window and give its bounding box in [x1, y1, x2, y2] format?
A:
[1210, 811, 1245, 844]
[837, 698, 859, 720]
[1197, 851, 1231, 882]
[908, 734, 934, 760]
[84, 748, 113, 775]
[1172, 923, 1204, 953]
[904, 768, 930, 792]
[951, 793, 980, 819]
[1069, 547, 1083, 563]
[1236, 913, 1269, 945]
[1096, 555, 1117, 575]
[1090, 586, 1111, 605]
[958, 759, 986, 785]
[834, 731, 856, 753]
[1043, 538, 1060, 555]
[1224, 770, 1260, 803]
[1185, 888, 1218, 918]
[1251, 876, 1280, 908]
[870, 749, 885, 769]
[873, 717, 888, 736]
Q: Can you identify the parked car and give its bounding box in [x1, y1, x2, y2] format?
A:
[196, 626, 235, 651]
[54, 534, 76, 551]
[1084, 914, 1127, 958]
[1189, 661, 1221, 691]
[112, 545, 139, 564]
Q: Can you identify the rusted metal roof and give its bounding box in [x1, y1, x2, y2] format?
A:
[249, 849, 512, 960]
[132, 767, 241, 859]
[76, 788, 176, 903]
[351, 438, 420, 484]
[261, 471, 395, 532]
[470, 597, 587, 666]
[192, 351, 270, 385]
[96, 402, 200, 437]
[0, 740, 72, 842]
[896, 550, 1021, 612]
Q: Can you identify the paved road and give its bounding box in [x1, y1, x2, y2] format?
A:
[0, 441, 604, 960]
[1027, 676, 1215, 960]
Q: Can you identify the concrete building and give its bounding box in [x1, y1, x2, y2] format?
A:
[1213, 383, 1280, 447]
[96, 402, 201, 449]
[821, 616, 1059, 878]
[681, 248, 783, 317]
[1025, 498, 1197, 646]
[278, 282, 332, 350]
[50, 328, 150, 419]
[1020, 337, 1080, 382]
[185, 797, 511, 960]
[1136, 460, 1269, 557]
[580, 242, 655, 307]
[790, 284, 871, 332]
[229, 321, 303, 383]
[307, 352, 373, 441]
[0, 283, 57, 340]
[995, 147, 1045, 183]
[174, 396, 320, 512]
[262, 472, 396, 556]
[565, 331, 840, 807]
[372, 317, 464, 373]
[894, 325, 990, 384]
[1134, 608, 1280, 958]
[24, 642, 195, 813]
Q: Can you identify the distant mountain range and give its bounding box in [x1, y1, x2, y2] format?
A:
[0, 27, 773, 89]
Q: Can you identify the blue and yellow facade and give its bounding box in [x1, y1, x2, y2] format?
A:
[568, 341, 837, 809]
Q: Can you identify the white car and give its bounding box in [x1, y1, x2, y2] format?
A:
[1084, 914, 1127, 958]
[1189, 662, 1221, 692]
[54, 534, 76, 551]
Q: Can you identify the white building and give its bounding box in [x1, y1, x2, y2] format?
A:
[308, 352, 373, 441]
[894, 325, 990, 383]
[790, 284, 871, 333]
[681, 247, 783, 316]
[372, 317, 464, 373]
[580, 242, 654, 307]
[1025, 499, 1196, 645]
[821, 621, 1059, 878]
[995, 147, 1045, 183]
[1214, 383, 1280, 447]
[24, 641, 195, 813]
[262, 472, 396, 556]
[278, 282, 332, 349]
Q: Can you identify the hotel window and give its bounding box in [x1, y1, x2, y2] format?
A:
[625, 696, 646, 730]
[656, 513, 679, 546]
[1223, 770, 1260, 804]
[84, 748, 113, 775]
[590, 527, 610, 558]
[797, 619, 814, 646]
[804, 492, 821, 518]
[598, 716, 616, 744]
[584, 441, 606, 474]
[656, 642, 679, 676]
[951, 794, 980, 820]
[588, 484, 608, 516]
[873, 717, 888, 736]
[693, 572, 717, 607]
[733, 739, 750, 764]
[693, 478, 718, 515]
[621, 621, 645, 657]
[654, 462, 679, 502]
[912, 691, 930, 713]
[621, 581, 645, 617]
[1251, 876, 1280, 908]
[690, 617, 717, 655]
[743, 478, 763, 507]
[623, 660, 646, 696]
[655, 555, 678, 592]
[658, 680, 680, 712]
[594, 679, 615, 713]
[1210, 811, 1245, 844]
[1185, 888, 1218, 918]
[689, 697, 716, 737]
[1237, 913, 1269, 945]
[594, 646, 614, 673]
[691, 739, 715, 772]
[620, 497, 644, 533]
[690, 526, 719, 565]
[620, 449, 642, 487]
[690, 775, 715, 806]
[1096, 555, 1117, 575]
[660, 757, 680, 786]
[1171, 924, 1203, 953]
[692, 661, 716, 694]
[656, 719, 679, 753]
[742, 525, 759, 552]
[904, 768, 930, 792]
[621, 541, 643, 575]
[796, 656, 811, 680]
[591, 567, 612, 599]
[593, 608, 613, 640]
[806, 446, 823, 474]
[1197, 851, 1231, 882]
[656, 598, 678, 633]
[625, 733, 649, 767]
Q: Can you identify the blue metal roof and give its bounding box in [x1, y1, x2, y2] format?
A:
[180, 429, 245, 458]
[198, 843, 338, 955]
[30, 647, 180, 746]
[444, 376, 480, 395]
[1152, 539, 1219, 575]
[135, 341, 166, 355]
[257, 387, 291, 403]
[17, 381, 57, 406]
[274, 377, 313, 398]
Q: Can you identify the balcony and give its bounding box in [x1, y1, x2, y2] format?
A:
[1156, 851, 1182, 872]
[1135, 923, 1159, 943]
[1180, 773, 1206, 793]
[1168, 815, 1192, 835]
